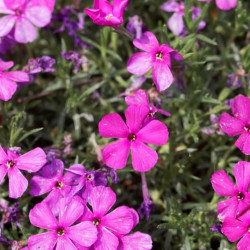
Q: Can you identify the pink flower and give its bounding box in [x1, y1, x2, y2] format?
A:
[0, 146, 46, 198]
[125, 89, 171, 118]
[211, 161, 250, 221]
[0, 0, 53, 43]
[0, 60, 29, 101]
[219, 95, 250, 155]
[84, 0, 129, 27]
[198, 0, 237, 11]
[99, 105, 169, 172]
[221, 209, 250, 249]
[28, 196, 97, 249]
[161, 1, 206, 36]
[127, 31, 183, 91]
[29, 159, 74, 215]
[118, 232, 153, 250]
[80, 186, 137, 249]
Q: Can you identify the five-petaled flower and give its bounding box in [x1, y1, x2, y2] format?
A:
[127, 31, 183, 92]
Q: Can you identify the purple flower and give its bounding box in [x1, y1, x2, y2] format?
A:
[210, 224, 222, 234]
[84, 0, 129, 27]
[161, 1, 206, 36]
[61, 50, 83, 73]
[127, 31, 183, 91]
[0, 34, 16, 54]
[0, 0, 53, 43]
[80, 186, 136, 249]
[126, 15, 147, 39]
[227, 65, 248, 89]
[0, 146, 46, 198]
[202, 114, 224, 135]
[28, 196, 97, 249]
[0, 59, 29, 101]
[25, 56, 56, 74]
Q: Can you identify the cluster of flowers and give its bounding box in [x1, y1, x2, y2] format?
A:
[211, 95, 250, 249]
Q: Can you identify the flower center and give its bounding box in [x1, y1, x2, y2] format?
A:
[85, 174, 94, 181]
[244, 125, 250, 132]
[6, 160, 15, 169]
[56, 182, 64, 189]
[128, 133, 136, 141]
[93, 218, 100, 226]
[57, 227, 65, 236]
[15, 9, 22, 16]
[156, 52, 163, 60]
[248, 226, 250, 233]
[237, 192, 245, 201]
[148, 111, 154, 117]
[105, 14, 113, 20]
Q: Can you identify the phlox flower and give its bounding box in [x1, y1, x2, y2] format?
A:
[211, 161, 250, 221]
[127, 31, 183, 92]
[30, 159, 75, 215]
[28, 196, 97, 249]
[126, 15, 147, 39]
[202, 114, 224, 135]
[219, 95, 250, 155]
[84, 0, 129, 27]
[198, 0, 237, 10]
[0, 146, 46, 198]
[99, 105, 169, 172]
[0, 60, 29, 101]
[80, 186, 139, 249]
[221, 209, 250, 250]
[0, 0, 53, 43]
[161, 1, 206, 36]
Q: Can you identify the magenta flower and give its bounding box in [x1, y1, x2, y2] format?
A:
[125, 89, 171, 118]
[198, 0, 237, 11]
[118, 232, 153, 250]
[84, 0, 129, 27]
[0, 60, 29, 101]
[0, 0, 52, 43]
[99, 105, 169, 172]
[211, 161, 250, 221]
[127, 31, 183, 92]
[221, 209, 250, 249]
[0, 146, 46, 199]
[28, 196, 97, 249]
[161, 1, 206, 36]
[80, 186, 136, 249]
[219, 95, 250, 155]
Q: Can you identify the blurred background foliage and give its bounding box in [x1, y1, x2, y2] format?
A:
[0, 0, 250, 249]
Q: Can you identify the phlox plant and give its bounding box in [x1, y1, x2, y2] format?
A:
[0, 0, 250, 249]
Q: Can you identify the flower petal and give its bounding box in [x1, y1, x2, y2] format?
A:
[29, 175, 56, 196]
[152, 60, 174, 91]
[29, 202, 58, 230]
[0, 0, 14, 14]
[168, 13, 184, 36]
[232, 95, 250, 124]
[125, 105, 149, 133]
[137, 120, 169, 145]
[161, 1, 180, 12]
[219, 112, 244, 136]
[119, 232, 153, 250]
[89, 186, 116, 217]
[99, 113, 129, 138]
[211, 170, 237, 197]
[43, 189, 62, 216]
[4, 71, 29, 82]
[15, 18, 37, 43]
[26, 6, 51, 27]
[215, 0, 237, 10]
[0, 60, 14, 71]
[16, 147, 47, 172]
[56, 236, 77, 250]
[217, 197, 238, 221]
[233, 161, 250, 192]
[0, 15, 16, 37]
[68, 221, 97, 247]
[127, 52, 153, 76]
[125, 89, 149, 107]
[131, 141, 158, 172]
[221, 217, 247, 242]
[235, 132, 250, 155]
[102, 206, 134, 234]
[0, 145, 8, 162]
[113, 0, 129, 18]
[8, 167, 28, 198]
[133, 32, 159, 52]
[59, 196, 84, 227]
[0, 166, 7, 184]
[0, 77, 17, 101]
[94, 227, 119, 250]
[102, 139, 130, 170]
[237, 233, 250, 250]
[28, 232, 57, 250]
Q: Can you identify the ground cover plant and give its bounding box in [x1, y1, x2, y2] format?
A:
[0, 0, 250, 249]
